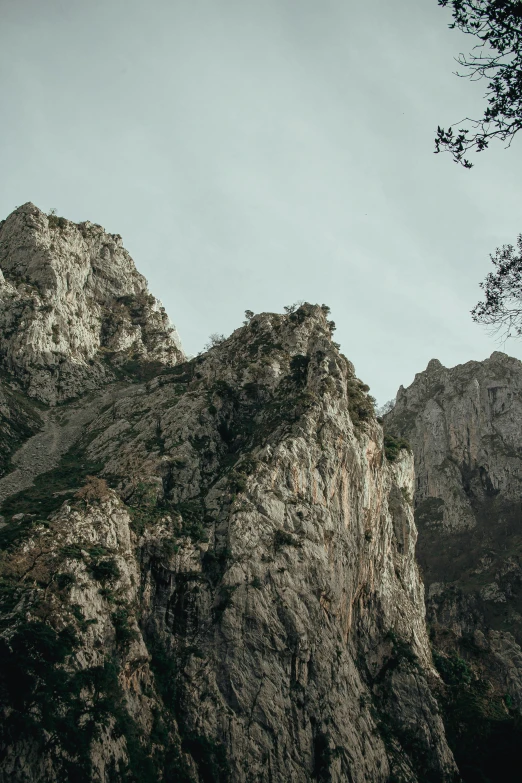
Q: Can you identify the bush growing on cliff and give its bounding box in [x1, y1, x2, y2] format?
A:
[0, 619, 100, 778]
[88, 556, 120, 584]
[0, 439, 104, 528]
[47, 208, 67, 230]
[283, 301, 304, 314]
[347, 378, 375, 430]
[384, 434, 411, 462]
[204, 333, 226, 350]
[75, 476, 111, 503]
[112, 608, 138, 648]
[290, 354, 310, 384]
[274, 529, 300, 549]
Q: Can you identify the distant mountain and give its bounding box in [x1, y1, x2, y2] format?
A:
[386, 353, 522, 780]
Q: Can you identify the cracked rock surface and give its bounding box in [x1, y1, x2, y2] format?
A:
[386, 352, 522, 779]
[0, 203, 183, 404]
[0, 206, 457, 782]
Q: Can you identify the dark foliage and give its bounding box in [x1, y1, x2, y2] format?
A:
[111, 608, 138, 648]
[433, 648, 522, 782]
[290, 354, 310, 384]
[472, 233, 522, 337]
[274, 529, 300, 549]
[383, 434, 411, 462]
[0, 439, 104, 539]
[89, 557, 120, 584]
[435, 0, 522, 167]
[346, 378, 375, 431]
[48, 213, 68, 230]
[201, 548, 232, 587]
[0, 620, 110, 780]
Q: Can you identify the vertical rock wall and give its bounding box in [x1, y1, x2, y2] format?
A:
[386, 352, 522, 780]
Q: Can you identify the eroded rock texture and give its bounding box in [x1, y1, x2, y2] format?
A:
[0, 206, 457, 782]
[386, 352, 522, 780]
[0, 203, 183, 404]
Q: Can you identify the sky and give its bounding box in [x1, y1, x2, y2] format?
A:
[2, 0, 522, 405]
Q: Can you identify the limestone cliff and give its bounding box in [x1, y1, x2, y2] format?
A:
[385, 352, 522, 781]
[0, 203, 183, 404]
[0, 206, 457, 782]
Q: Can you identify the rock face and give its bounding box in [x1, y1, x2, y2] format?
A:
[0, 203, 184, 404]
[0, 205, 457, 782]
[385, 352, 522, 781]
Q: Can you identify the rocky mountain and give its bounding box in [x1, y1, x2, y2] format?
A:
[0, 203, 183, 405]
[0, 205, 458, 782]
[385, 353, 522, 781]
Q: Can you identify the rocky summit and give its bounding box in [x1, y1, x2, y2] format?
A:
[3, 202, 521, 783]
[385, 353, 522, 780]
[0, 203, 183, 405]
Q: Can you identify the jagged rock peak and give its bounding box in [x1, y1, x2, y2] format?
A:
[385, 351, 522, 775]
[386, 346, 522, 556]
[0, 297, 458, 782]
[0, 203, 184, 404]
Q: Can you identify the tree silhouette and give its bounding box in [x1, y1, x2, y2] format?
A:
[472, 233, 522, 337]
[435, 0, 522, 168]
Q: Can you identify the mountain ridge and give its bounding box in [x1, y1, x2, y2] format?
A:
[385, 349, 522, 779]
[0, 204, 460, 783]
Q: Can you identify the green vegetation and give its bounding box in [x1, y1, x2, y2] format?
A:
[274, 529, 300, 549]
[227, 459, 256, 495]
[120, 356, 166, 382]
[383, 434, 411, 462]
[228, 470, 248, 494]
[125, 482, 168, 537]
[0, 619, 112, 781]
[44, 541, 118, 588]
[313, 731, 342, 782]
[111, 607, 138, 648]
[434, 0, 522, 169]
[60, 543, 84, 560]
[47, 210, 68, 230]
[0, 439, 104, 542]
[0, 598, 203, 781]
[212, 584, 238, 621]
[55, 573, 76, 590]
[174, 499, 209, 542]
[102, 350, 167, 383]
[204, 333, 227, 350]
[346, 377, 375, 431]
[290, 354, 310, 384]
[433, 647, 522, 783]
[385, 631, 418, 669]
[89, 556, 120, 584]
[0, 515, 48, 551]
[400, 486, 413, 506]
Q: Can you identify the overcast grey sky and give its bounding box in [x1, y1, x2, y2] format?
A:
[2, 0, 522, 404]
